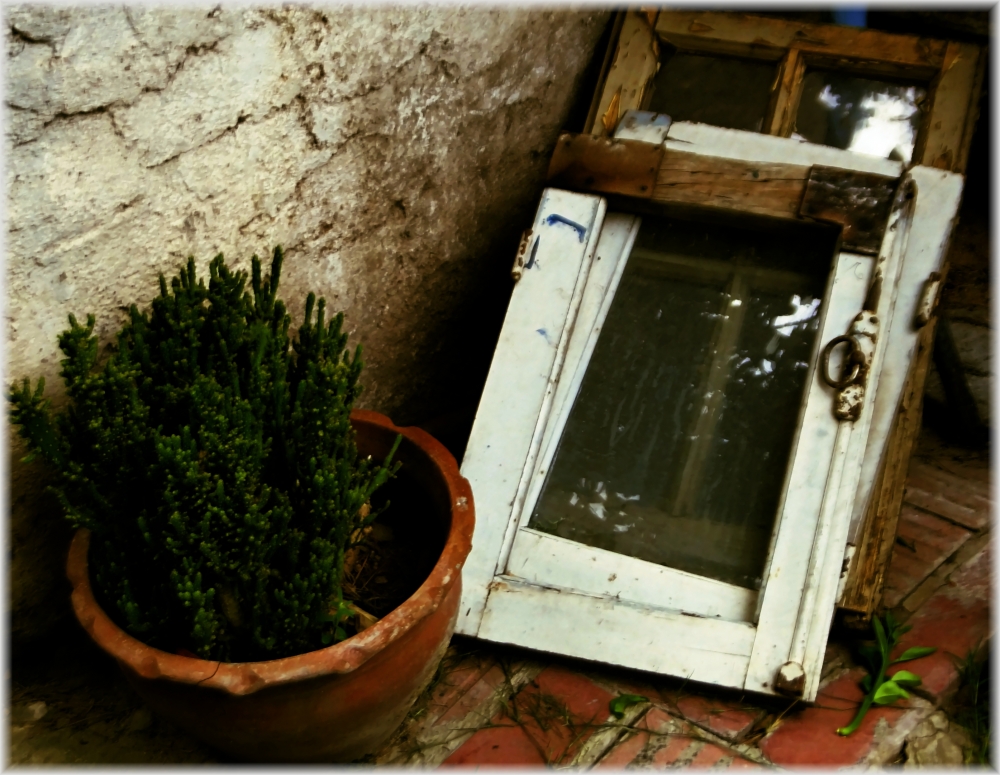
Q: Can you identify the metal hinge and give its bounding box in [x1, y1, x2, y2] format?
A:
[511, 229, 535, 282]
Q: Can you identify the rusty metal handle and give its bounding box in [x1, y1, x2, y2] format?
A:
[820, 335, 861, 390]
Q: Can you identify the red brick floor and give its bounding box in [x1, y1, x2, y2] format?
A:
[372, 428, 991, 768]
[882, 504, 974, 608]
[892, 540, 991, 698]
[661, 691, 765, 743]
[903, 460, 991, 530]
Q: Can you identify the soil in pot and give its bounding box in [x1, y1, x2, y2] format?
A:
[342, 467, 449, 630]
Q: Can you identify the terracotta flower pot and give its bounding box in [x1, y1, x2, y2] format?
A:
[66, 410, 474, 763]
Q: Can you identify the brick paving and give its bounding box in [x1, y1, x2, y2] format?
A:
[882, 504, 974, 608]
[371, 427, 992, 767]
[902, 460, 990, 530]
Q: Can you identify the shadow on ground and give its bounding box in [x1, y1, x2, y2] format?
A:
[9, 621, 219, 765]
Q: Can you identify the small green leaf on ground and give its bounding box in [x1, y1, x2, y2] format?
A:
[894, 646, 936, 663]
[609, 694, 648, 719]
[888, 669, 922, 688]
[873, 680, 909, 705]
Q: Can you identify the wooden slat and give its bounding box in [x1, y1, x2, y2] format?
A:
[652, 149, 809, 220]
[583, 12, 626, 138]
[744, 250, 874, 698]
[764, 48, 806, 136]
[917, 41, 985, 173]
[547, 133, 662, 198]
[837, 165, 964, 621]
[665, 122, 904, 177]
[456, 191, 607, 637]
[589, 11, 660, 137]
[844, 166, 964, 543]
[547, 132, 903, 251]
[655, 11, 947, 78]
[507, 529, 757, 623]
[839, 320, 935, 620]
[479, 578, 756, 689]
[799, 167, 899, 255]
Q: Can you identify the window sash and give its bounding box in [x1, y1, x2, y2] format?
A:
[457, 124, 961, 700]
[587, 11, 983, 174]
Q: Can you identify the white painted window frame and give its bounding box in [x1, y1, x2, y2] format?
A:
[457, 122, 963, 701]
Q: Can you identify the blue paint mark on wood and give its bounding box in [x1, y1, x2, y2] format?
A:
[544, 214, 587, 242]
[536, 328, 552, 345]
[525, 237, 540, 270]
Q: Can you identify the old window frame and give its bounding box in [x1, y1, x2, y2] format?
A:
[457, 121, 963, 700]
[587, 10, 984, 174]
[585, 10, 982, 624]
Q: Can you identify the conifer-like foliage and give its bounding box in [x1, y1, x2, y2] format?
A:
[9, 248, 400, 662]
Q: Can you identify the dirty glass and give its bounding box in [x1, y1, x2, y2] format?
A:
[528, 216, 837, 589]
[793, 70, 927, 162]
[646, 49, 776, 133]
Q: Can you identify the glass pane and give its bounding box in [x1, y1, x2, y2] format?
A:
[646, 50, 776, 133]
[528, 216, 836, 589]
[793, 70, 927, 162]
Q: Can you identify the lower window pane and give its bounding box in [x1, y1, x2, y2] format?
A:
[528, 215, 835, 589]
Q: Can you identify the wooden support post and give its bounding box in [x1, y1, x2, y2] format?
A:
[839, 320, 936, 624]
[588, 11, 660, 137]
[764, 48, 806, 137]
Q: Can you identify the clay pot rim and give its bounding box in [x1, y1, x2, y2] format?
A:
[66, 409, 474, 697]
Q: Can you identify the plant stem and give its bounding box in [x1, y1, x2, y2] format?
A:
[837, 641, 890, 736]
[837, 691, 875, 736]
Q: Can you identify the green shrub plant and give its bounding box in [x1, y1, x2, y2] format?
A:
[9, 248, 400, 662]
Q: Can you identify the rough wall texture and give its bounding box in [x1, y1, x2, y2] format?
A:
[5, 5, 609, 643]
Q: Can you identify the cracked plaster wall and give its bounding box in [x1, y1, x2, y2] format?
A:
[5, 5, 609, 643]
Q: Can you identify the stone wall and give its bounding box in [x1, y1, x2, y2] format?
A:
[5, 5, 609, 643]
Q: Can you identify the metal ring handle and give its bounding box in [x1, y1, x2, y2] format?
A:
[820, 334, 861, 390]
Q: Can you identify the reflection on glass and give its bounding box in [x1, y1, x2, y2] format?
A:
[528, 217, 837, 589]
[647, 49, 776, 133]
[793, 70, 927, 162]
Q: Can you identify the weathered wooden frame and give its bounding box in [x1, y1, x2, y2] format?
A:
[547, 129, 901, 254]
[458, 121, 963, 700]
[588, 10, 984, 175]
[584, 9, 982, 624]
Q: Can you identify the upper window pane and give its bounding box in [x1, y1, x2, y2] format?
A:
[528, 215, 837, 589]
[646, 50, 776, 133]
[793, 70, 927, 162]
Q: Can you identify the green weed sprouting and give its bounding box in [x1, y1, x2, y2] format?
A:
[836, 611, 936, 736]
[8, 248, 400, 662]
